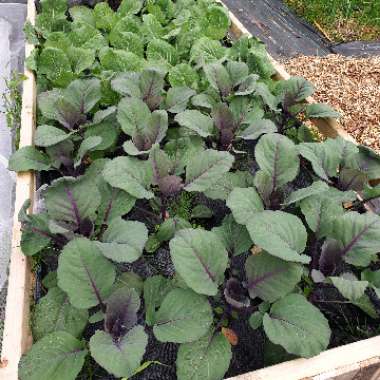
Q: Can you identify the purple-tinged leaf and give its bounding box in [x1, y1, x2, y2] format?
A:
[212, 103, 236, 149]
[224, 278, 250, 308]
[245, 252, 303, 302]
[319, 239, 345, 276]
[105, 287, 140, 340]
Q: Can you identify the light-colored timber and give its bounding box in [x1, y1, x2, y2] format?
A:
[1, 0, 379, 379]
[0, 0, 36, 379]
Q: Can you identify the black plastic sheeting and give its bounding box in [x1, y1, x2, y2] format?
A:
[223, 0, 380, 58]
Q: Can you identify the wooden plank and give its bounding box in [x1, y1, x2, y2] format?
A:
[0, 0, 36, 378]
[226, 335, 380, 380]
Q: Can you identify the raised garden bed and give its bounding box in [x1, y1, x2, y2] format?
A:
[2, 1, 380, 380]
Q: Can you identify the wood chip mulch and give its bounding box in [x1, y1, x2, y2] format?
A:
[282, 54, 380, 152]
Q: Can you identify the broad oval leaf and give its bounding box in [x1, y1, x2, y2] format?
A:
[177, 332, 232, 380]
[166, 87, 196, 113]
[144, 275, 174, 326]
[34, 125, 72, 147]
[89, 326, 148, 378]
[245, 252, 303, 302]
[96, 217, 148, 263]
[263, 294, 331, 357]
[44, 176, 101, 228]
[284, 181, 329, 205]
[169, 228, 228, 296]
[8, 146, 51, 172]
[306, 103, 340, 119]
[237, 119, 277, 140]
[105, 287, 141, 339]
[57, 238, 116, 309]
[64, 78, 102, 115]
[117, 97, 151, 136]
[175, 110, 214, 138]
[226, 187, 264, 225]
[255, 133, 299, 190]
[330, 212, 380, 267]
[19, 331, 87, 380]
[153, 288, 213, 343]
[330, 276, 368, 302]
[246, 211, 310, 263]
[32, 287, 88, 341]
[103, 156, 153, 199]
[185, 149, 234, 192]
[300, 194, 344, 238]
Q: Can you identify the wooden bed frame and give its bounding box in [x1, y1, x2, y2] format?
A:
[0, 1, 379, 379]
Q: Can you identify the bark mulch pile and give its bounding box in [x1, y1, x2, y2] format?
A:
[283, 54, 380, 152]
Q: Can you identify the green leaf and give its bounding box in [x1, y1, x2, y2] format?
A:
[67, 47, 95, 74]
[38, 47, 73, 86]
[329, 212, 380, 267]
[175, 110, 214, 137]
[153, 288, 213, 343]
[96, 217, 148, 263]
[147, 38, 178, 65]
[117, 97, 151, 136]
[237, 119, 277, 140]
[177, 331, 232, 380]
[200, 5, 230, 40]
[8, 146, 51, 172]
[203, 63, 232, 97]
[19, 332, 87, 380]
[255, 133, 299, 190]
[156, 217, 192, 243]
[44, 176, 101, 227]
[226, 187, 264, 225]
[32, 287, 88, 341]
[144, 275, 174, 326]
[69, 6, 95, 26]
[249, 312, 264, 330]
[94, 2, 117, 32]
[166, 87, 196, 113]
[212, 214, 252, 256]
[284, 181, 329, 205]
[169, 228, 228, 296]
[300, 194, 344, 238]
[203, 171, 255, 201]
[263, 294, 331, 358]
[89, 326, 148, 378]
[168, 63, 198, 88]
[185, 150, 234, 192]
[330, 276, 368, 302]
[74, 136, 102, 167]
[110, 30, 144, 57]
[103, 156, 153, 199]
[246, 211, 310, 263]
[245, 252, 303, 302]
[35, 125, 72, 147]
[191, 205, 213, 219]
[84, 121, 119, 152]
[57, 238, 116, 309]
[306, 103, 340, 119]
[277, 77, 315, 109]
[118, 0, 144, 16]
[99, 48, 143, 72]
[64, 78, 102, 115]
[298, 139, 342, 181]
[190, 37, 226, 65]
